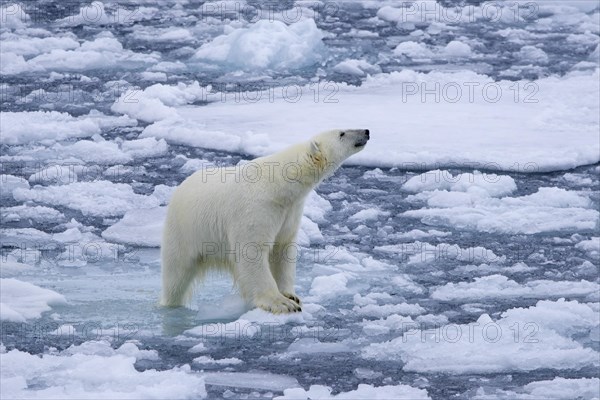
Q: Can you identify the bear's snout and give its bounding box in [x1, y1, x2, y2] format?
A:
[354, 129, 370, 148]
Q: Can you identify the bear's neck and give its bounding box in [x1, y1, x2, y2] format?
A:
[256, 142, 340, 202]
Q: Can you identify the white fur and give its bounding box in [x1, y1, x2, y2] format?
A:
[160, 129, 369, 313]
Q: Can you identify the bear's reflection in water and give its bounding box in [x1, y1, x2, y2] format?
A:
[160, 290, 249, 337]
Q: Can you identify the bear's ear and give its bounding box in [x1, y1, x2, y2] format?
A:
[308, 140, 327, 172]
[309, 140, 321, 155]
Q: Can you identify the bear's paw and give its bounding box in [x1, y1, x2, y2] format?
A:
[255, 291, 302, 314]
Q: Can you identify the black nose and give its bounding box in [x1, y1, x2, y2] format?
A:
[365, 129, 370, 137]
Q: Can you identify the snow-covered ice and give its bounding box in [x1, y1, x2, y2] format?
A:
[402, 172, 599, 234]
[1, 341, 207, 399]
[0, 111, 136, 145]
[1, 0, 599, 398]
[431, 275, 599, 301]
[14, 181, 161, 217]
[474, 377, 600, 399]
[276, 383, 431, 399]
[121, 70, 600, 172]
[192, 19, 326, 71]
[363, 300, 600, 374]
[0, 278, 66, 322]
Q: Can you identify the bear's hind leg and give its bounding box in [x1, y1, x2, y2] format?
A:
[160, 248, 198, 307]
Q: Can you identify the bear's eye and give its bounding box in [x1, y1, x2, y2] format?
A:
[339, 132, 345, 137]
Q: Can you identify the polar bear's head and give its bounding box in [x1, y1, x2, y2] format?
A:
[302, 129, 369, 184]
[309, 129, 370, 168]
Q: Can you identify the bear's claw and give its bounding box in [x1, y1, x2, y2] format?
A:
[255, 291, 302, 314]
[283, 293, 302, 306]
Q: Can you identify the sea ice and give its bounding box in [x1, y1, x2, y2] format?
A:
[0, 278, 66, 322]
[403, 187, 598, 234]
[0, 341, 207, 399]
[125, 69, 600, 172]
[431, 275, 599, 301]
[276, 383, 431, 399]
[192, 19, 326, 70]
[363, 303, 599, 373]
[14, 181, 160, 217]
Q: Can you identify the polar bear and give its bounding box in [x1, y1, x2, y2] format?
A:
[160, 129, 370, 313]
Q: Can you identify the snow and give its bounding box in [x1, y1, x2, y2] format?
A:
[28, 166, 80, 185]
[1, 174, 29, 199]
[500, 298, 599, 338]
[575, 237, 600, 259]
[101, 207, 167, 247]
[188, 343, 207, 353]
[1, 35, 80, 57]
[333, 59, 381, 76]
[308, 272, 352, 301]
[475, 377, 600, 399]
[140, 120, 243, 152]
[57, 2, 158, 26]
[402, 170, 517, 197]
[303, 191, 332, 223]
[443, 41, 472, 58]
[0, 205, 65, 224]
[297, 216, 324, 246]
[203, 372, 298, 392]
[192, 19, 326, 70]
[362, 314, 415, 336]
[14, 181, 160, 217]
[148, 28, 194, 43]
[2, 33, 160, 74]
[193, 355, 243, 365]
[1, 0, 598, 396]
[286, 338, 350, 354]
[431, 275, 599, 301]
[128, 69, 600, 172]
[517, 45, 549, 64]
[391, 229, 451, 241]
[0, 227, 52, 246]
[295, 191, 331, 245]
[111, 82, 209, 123]
[348, 208, 390, 222]
[0, 3, 30, 30]
[391, 275, 425, 295]
[151, 185, 176, 205]
[20, 137, 167, 165]
[363, 302, 600, 374]
[509, 0, 599, 14]
[0, 110, 136, 145]
[354, 303, 425, 318]
[403, 186, 599, 234]
[393, 41, 433, 59]
[140, 71, 168, 81]
[276, 383, 431, 400]
[0, 278, 66, 322]
[0, 256, 34, 277]
[121, 137, 169, 160]
[402, 170, 599, 233]
[0, 341, 207, 399]
[0, 223, 126, 268]
[376, 241, 506, 265]
[510, 377, 599, 399]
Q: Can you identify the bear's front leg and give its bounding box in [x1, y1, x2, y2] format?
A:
[235, 242, 301, 314]
[270, 242, 301, 307]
